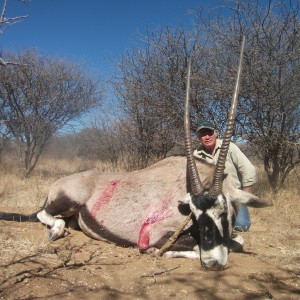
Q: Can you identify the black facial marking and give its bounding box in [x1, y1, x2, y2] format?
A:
[191, 194, 218, 212]
[198, 214, 223, 250]
[192, 194, 231, 251]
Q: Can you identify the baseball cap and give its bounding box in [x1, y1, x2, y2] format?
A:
[196, 121, 216, 133]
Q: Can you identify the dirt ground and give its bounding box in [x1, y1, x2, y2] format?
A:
[0, 206, 299, 300]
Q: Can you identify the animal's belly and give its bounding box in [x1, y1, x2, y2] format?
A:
[78, 192, 181, 249]
[78, 210, 140, 246]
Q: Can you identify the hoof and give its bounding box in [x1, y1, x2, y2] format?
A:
[48, 219, 65, 241]
[230, 234, 244, 252]
[48, 230, 59, 241]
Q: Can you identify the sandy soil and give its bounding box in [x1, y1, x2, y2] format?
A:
[0, 206, 299, 300]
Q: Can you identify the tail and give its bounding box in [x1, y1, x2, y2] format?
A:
[0, 197, 48, 222]
[0, 211, 41, 222]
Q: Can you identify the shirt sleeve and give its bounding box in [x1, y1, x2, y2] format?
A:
[229, 142, 257, 188]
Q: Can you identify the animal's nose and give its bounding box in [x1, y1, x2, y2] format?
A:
[202, 260, 227, 271]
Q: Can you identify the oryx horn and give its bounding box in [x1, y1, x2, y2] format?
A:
[184, 60, 204, 195]
[209, 36, 245, 196]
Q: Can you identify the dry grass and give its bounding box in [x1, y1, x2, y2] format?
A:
[254, 163, 299, 231]
[0, 223, 50, 259]
[248, 164, 300, 275]
[0, 156, 126, 207]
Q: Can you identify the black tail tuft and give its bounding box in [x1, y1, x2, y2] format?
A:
[0, 211, 40, 222]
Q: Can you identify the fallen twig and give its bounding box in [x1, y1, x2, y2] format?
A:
[141, 265, 180, 277]
[156, 212, 192, 256]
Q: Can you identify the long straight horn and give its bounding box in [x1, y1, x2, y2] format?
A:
[209, 36, 245, 196]
[184, 60, 204, 195]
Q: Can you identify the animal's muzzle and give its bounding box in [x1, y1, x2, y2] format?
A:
[201, 260, 228, 271]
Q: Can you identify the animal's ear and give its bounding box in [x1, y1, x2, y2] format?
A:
[178, 193, 192, 215]
[231, 190, 273, 208]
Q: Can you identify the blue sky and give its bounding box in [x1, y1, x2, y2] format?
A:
[2, 0, 221, 78]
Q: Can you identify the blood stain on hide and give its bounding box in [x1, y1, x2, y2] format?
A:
[91, 180, 120, 218]
[137, 192, 173, 250]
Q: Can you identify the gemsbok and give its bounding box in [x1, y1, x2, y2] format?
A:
[0, 37, 271, 270]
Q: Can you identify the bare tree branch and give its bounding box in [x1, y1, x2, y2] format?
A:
[0, 0, 29, 66]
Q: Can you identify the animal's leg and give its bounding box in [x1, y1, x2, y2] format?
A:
[142, 246, 200, 259]
[65, 214, 80, 230]
[37, 210, 66, 241]
[164, 245, 200, 259]
[230, 234, 244, 252]
[143, 247, 159, 255]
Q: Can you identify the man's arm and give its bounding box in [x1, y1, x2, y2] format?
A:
[229, 143, 257, 188]
[243, 185, 253, 193]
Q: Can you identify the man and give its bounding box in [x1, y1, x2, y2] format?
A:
[193, 121, 256, 231]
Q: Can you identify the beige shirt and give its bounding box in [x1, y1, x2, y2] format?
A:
[193, 139, 257, 189]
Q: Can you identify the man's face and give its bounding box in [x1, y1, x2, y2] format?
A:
[197, 128, 217, 151]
